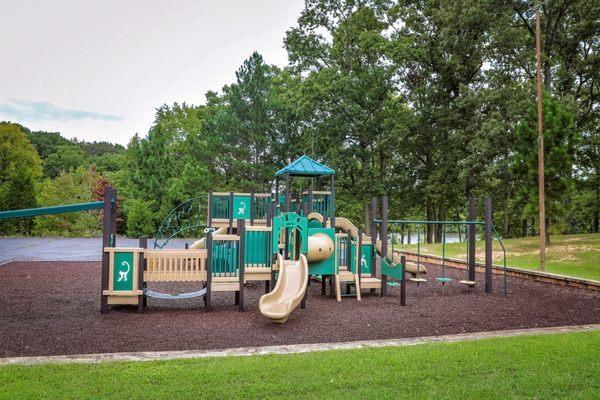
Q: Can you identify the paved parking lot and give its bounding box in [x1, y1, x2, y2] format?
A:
[0, 237, 191, 264]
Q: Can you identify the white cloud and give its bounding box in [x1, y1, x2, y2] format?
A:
[0, 98, 123, 122]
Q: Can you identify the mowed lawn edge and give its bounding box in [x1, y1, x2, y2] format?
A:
[0, 331, 598, 400]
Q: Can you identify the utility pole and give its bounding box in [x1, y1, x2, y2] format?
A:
[535, 3, 546, 271]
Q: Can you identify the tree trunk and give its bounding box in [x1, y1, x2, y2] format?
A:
[530, 216, 535, 236]
[456, 211, 462, 242]
[434, 203, 445, 243]
[545, 217, 551, 246]
[503, 200, 509, 237]
[426, 200, 434, 244]
[521, 219, 528, 237]
[407, 225, 412, 244]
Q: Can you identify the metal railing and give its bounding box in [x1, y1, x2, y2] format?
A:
[0, 201, 105, 220]
[154, 196, 208, 249]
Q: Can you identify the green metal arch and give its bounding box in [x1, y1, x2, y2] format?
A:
[271, 212, 308, 255]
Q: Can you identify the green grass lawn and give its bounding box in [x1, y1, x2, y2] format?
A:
[1, 331, 599, 399]
[397, 233, 600, 281]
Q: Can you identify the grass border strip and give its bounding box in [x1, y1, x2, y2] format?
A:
[2, 324, 599, 366]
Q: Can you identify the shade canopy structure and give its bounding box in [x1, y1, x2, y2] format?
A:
[275, 155, 335, 177]
[274, 156, 335, 226]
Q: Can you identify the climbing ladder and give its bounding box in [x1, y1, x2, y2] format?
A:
[334, 233, 361, 302]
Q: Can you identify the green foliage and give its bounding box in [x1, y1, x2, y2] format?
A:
[124, 199, 156, 237]
[0, 123, 43, 235]
[43, 145, 87, 178]
[511, 95, 578, 239]
[26, 128, 72, 158]
[32, 167, 101, 237]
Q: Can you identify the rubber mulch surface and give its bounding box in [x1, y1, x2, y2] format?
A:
[1, 261, 599, 357]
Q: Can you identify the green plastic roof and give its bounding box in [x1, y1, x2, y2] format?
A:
[275, 155, 335, 177]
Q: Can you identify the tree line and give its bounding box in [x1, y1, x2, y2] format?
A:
[1, 0, 598, 242]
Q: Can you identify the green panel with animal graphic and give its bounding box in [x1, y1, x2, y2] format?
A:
[349, 243, 373, 275]
[113, 251, 135, 291]
[232, 195, 251, 219]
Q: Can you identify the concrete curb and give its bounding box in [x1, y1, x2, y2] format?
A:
[2, 323, 599, 366]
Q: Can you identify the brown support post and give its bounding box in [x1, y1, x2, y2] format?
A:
[370, 197, 378, 294]
[237, 218, 245, 311]
[207, 191, 213, 227]
[468, 198, 477, 282]
[364, 204, 370, 236]
[266, 200, 272, 227]
[250, 192, 255, 225]
[380, 196, 388, 296]
[330, 175, 335, 227]
[485, 197, 493, 294]
[285, 173, 291, 213]
[205, 231, 213, 311]
[357, 229, 362, 290]
[138, 237, 147, 312]
[308, 182, 313, 215]
[100, 186, 115, 314]
[346, 229, 352, 273]
[228, 192, 234, 232]
[275, 177, 279, 210]
[400, 255, 406, 306]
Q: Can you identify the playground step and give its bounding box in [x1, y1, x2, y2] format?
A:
[337, 270, 356, 282]
[211, 276, 240, 292]
[409, 277, 427, 283]
[436, 277, 453, 284]
[459, 280, 476, 286]
[244, 267, 271, 283]
[360, 277, 381, 289]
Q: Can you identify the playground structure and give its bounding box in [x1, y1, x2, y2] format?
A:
[99, 156, 507, 321]
[0, 155, 507, 322]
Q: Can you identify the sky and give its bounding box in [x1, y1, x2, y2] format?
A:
[0, 0, 304, 145]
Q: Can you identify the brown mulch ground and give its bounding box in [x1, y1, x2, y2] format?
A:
[1, 261, 599, 358]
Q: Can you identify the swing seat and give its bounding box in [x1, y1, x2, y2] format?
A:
[436, 277, 452, 283]
[409, 277, 427, 283]
[459, 280, 476, 286]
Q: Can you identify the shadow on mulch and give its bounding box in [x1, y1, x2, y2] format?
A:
[1, 261, 599, 358]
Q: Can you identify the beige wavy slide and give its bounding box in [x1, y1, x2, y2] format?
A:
[259, 254, 308, 323]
